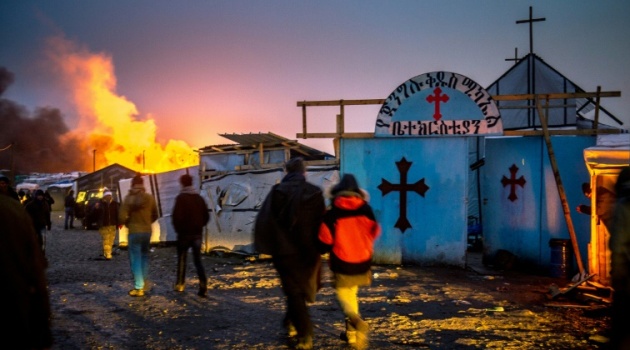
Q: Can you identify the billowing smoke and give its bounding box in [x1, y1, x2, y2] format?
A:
[0, 67, 90, 174]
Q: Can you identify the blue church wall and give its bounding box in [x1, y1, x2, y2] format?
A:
[340, 137, 469, 267]
[482, 136, 596, 272]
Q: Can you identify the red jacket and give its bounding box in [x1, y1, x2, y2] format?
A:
[318, 193, 380, 275]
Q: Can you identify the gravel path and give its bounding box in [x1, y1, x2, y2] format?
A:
[44, 212, 611, 349]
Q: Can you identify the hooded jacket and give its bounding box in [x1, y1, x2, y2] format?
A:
[318, 190, 381, 275]
[119, 185, 158, 234]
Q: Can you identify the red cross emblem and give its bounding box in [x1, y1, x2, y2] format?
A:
[426, 87, 449, 121]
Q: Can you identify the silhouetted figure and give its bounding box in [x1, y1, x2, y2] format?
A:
[93, 190, 120, 259]
[254, 157, 325, 350]
[0, 195, 53, 349]
[609, 166, 630, 350]
[119, 174, 158, 297]
[64, 189, 76, 229]
[172, 174, 210, 297]
[24, 189, 51, 255]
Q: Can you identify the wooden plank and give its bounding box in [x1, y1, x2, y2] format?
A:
[295, 91, 620, 107]
[297, 99, 385, 107]
[493, 91, 620, 101]
[536, 96, 585, 275]
[296, 132, 375, 139]
[505, 129, 625, 136]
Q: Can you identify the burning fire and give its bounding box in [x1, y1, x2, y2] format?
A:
[47, 36, 198, 173]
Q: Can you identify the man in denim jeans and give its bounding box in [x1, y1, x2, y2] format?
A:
[119, 174, 158, 297]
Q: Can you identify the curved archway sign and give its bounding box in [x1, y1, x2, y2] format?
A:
[375, 71, 503, 137]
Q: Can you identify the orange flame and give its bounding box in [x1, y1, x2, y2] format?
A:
[46, 36, 198, 173]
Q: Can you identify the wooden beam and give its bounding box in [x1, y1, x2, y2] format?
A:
[297, 99, 385, 107]
[235, 159, 339, 171]
[536, 96, 585, 275]
[296, 132, 375, 139]
[296, 91, 620, 107]
[493, 91, 620, 101]
[594, 86, 602, 129]
[505, 129, 625, 136]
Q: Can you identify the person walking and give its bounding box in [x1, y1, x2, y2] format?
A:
[24, 189, 51, 255]
[119, 174, 158, 297]
[43, 190, 55, 231]
[0, 175, 20, 201]
[608, 166, 630, 350]
[577, 181, 616, 232]
[0, 195, 53, 349]
[94, 190, 120, 260]
[172, 174, 210, 297]
[317, 174, 381, 350]
[254, 157, 326, 350]
[64, 189, 76, 229]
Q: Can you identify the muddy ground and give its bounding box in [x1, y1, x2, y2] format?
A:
[44, 212, 611, 349]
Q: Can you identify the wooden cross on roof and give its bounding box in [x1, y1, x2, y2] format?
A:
[516, 6, 546, 55]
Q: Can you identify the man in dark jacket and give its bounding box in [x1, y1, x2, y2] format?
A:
[254, 157, 325, 350]
[24, 189, 51, 255]
[94, 190, 120, 260]
[64, 189, 76, 229]
[172, 174, 210, 297]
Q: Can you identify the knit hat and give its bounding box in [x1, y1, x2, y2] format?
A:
[132, 174, 144, 185]
[103, 191, 112, 197]
[330, 173, 368, 199]
[179, 174, 193, 187]
[35, 189, 45, 196]
[284, 157, 305, 174]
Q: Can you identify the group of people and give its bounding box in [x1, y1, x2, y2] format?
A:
[117, 173, 210, 298]
[254, 157, 381, 350]
[74, 173, 209, 298]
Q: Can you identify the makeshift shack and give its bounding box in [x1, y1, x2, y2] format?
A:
[197, 133, 337, 253]
[583, 134, 630, 287]
[116, 133, 338, 252]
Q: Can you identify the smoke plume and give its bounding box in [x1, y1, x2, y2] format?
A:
[0, 67, 90, 174]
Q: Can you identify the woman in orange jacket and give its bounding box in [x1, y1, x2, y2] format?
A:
[318, 173, 380, 350]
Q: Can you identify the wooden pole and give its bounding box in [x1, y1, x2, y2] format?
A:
[593, 86, 601, 130]
[535, 96, 585, 275]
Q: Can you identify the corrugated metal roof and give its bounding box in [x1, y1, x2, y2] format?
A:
[218, 132, 289, 146]
[199, 132, 333, 160]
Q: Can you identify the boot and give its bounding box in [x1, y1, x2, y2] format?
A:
[350, 315, 369, 350]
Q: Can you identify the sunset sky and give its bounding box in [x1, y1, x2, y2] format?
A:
[1, 0, 629, 161]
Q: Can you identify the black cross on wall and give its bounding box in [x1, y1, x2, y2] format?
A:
[501, 164, 526, 202]
[378, 157, 429, 233]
